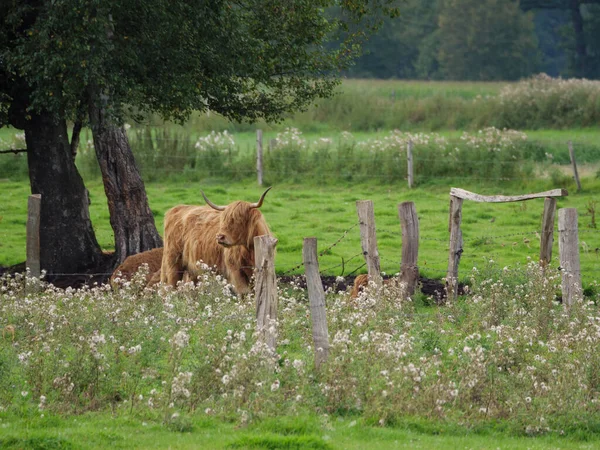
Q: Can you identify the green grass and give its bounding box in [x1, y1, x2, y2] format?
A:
[1, 412, 598, 449]
[2, 175, 600, 288]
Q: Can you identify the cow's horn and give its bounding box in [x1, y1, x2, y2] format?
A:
[250, 187, 272, 209]
[201, 190, 226, 211]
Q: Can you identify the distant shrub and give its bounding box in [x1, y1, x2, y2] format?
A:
[493, 74, 600, 129]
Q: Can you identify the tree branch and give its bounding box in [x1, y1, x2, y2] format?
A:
[71, 119, 83, 160]
[0, 148, 27, 155]
[520, 0, 567, 11]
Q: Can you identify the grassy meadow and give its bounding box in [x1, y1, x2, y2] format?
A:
[2, 177, 600, 288]
[2, 77, 600, 448]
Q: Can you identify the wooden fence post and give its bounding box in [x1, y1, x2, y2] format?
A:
[540, 197, 557, 269]
[568, 141, 581, 192]
[407, 140, 414, 189]
[254, 235, 278, 351]
[558, 208, 581, 307]
[398, 201, 419, 297]
[303, 238, 330, 370]
[446, 195, 463, 301]
[356, 200, 382, 289]
[26, 194, 42, 279]
[256, 129, 264, 186]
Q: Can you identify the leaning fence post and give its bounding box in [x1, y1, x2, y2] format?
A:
[407, 140, 414, 189]
[254, 235, 278, 351]
[568, 141, 581, 192]
[446, 195, 463, 301]
[26, 194, 42, 279]
[303, 238, 330, 370]
[540, 197, 557, 269]
[398, 201, 419, 297]
[256, 129, 264, 186]
[558, 208, 581, 307]
[356, 200, 382, 289]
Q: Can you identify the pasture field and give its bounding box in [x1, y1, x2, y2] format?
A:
[2, 78, 600, 448]
[2, 176, 600, 289]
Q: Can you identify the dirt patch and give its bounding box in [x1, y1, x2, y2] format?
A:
[1, 262, 459, 303]
[283, 274, 460, 303]
[0, 255, 116, 289]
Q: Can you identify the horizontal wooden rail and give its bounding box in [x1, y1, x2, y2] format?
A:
[450, 188, 568, 203]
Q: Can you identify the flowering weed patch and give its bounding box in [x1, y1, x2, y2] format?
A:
[262, 127, 535, 184]
[2, 261, 600, 439]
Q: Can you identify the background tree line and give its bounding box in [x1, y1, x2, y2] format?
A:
[348, 0, 600, 80]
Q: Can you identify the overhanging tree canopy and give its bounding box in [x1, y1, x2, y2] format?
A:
[3, 0, 398, 125]
[0, 0, 397, 284]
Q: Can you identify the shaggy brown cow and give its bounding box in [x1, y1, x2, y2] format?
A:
[160, 188, 272, 294]
[110, 247, 164, 287]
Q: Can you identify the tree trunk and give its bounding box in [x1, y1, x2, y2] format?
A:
[24, 111, 106, 281]
[569, 0, 587, 77]
[70, 119, 83, 160]
[88, 93, 163, 266]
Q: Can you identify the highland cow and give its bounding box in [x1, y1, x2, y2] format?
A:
[160, 188, 272, 294]
[110, 247, 164, 287]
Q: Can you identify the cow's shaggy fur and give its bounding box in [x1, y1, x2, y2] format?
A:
[160, 189, 272, 294]
[110, 247, 164, 287]
[349, 273, 370, 298]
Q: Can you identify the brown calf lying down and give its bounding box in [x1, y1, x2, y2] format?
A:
[110, 247, 164, 287]
[349, 274, 370, 298]
[160, 188, 272, 295]
[349, 274, 404, 299]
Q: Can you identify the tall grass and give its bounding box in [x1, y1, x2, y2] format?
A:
[74, 127, 543, 184]
[173, 75, 600, 132]
[3, 126, 599, 185]
[261, 128, 537, 185]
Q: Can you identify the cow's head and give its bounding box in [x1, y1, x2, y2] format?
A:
[202, 187, 272, 248]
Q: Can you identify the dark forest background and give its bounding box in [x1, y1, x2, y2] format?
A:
[347, 0, 600, 80]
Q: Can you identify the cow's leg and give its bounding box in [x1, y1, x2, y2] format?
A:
[147, 270, 162, 286]
[160, 244, 184, 287]
[227, 269, 251, 297]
